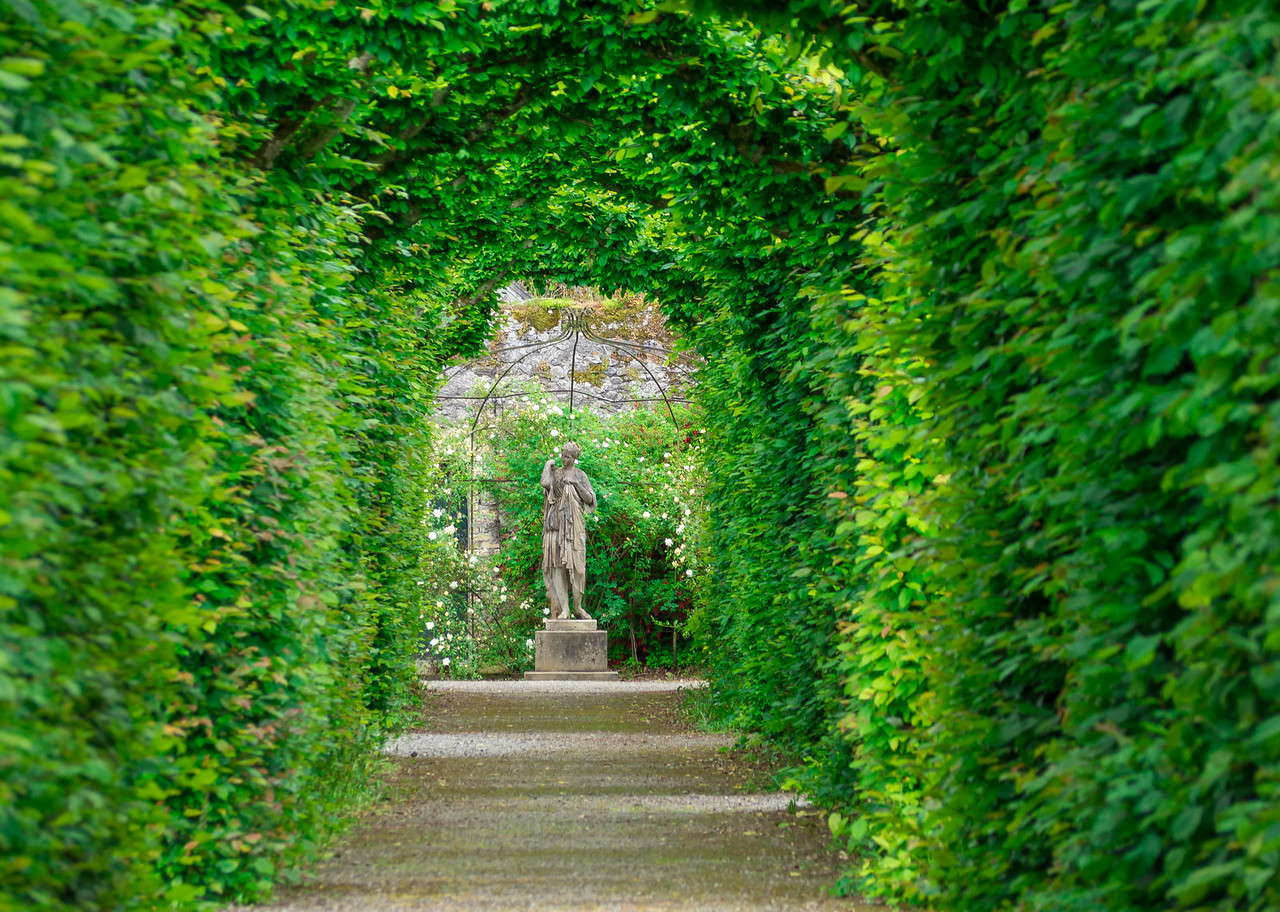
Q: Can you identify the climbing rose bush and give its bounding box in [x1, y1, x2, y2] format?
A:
[425, 380, 708, 671]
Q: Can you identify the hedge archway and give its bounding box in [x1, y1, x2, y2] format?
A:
[3, 1, 1276, 910]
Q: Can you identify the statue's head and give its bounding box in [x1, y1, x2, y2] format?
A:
[561, 441, 582, 463]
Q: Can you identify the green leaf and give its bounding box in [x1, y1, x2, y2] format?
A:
[1, 0, 40, 25]
[1, 57, 45, 77]
[823, 121, 848, 141]
[0, 69, 31, 90]
[1124, 634, 1160, 670]
[1170, 805, 1202, 842]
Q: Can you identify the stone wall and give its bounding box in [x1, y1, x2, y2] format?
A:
[434, 299, 694, 428]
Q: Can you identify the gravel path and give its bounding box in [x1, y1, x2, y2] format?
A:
[422, 679, 706, 694]
[387, 731, 741, 760]
[231, 680, 871, 912]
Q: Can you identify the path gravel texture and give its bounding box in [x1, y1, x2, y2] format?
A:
[232, 679, 874, 912]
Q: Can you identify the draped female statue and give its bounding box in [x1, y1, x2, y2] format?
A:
[541, 442, 597, 620]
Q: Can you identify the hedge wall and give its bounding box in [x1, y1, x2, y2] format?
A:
[838, 2, 1279, 908]
[691, 1, 1280, 909]
[0, 2, 442, 908]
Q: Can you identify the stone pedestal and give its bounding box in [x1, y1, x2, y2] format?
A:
[524, 619, 619, 681]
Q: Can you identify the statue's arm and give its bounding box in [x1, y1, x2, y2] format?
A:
[575, 473, 597, 512]
[541, 459, 555, 491]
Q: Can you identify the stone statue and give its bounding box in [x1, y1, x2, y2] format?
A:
[541, 442, 597, 620]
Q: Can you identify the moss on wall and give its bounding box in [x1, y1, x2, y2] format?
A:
[571, 357, 610, 387]
[593, 298, 652, 341]
[510, 298, 576, 333]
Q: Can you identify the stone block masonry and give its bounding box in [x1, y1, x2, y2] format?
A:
[434, 299, 694, 428]
[524, 618, 619, 681]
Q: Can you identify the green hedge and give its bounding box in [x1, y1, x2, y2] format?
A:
[690, 1, 1280, 909]
[0, 2, 438, 908]
[833, 2, 1280, 908]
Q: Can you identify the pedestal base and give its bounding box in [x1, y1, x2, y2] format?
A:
[524, 619, 618, 681]
[523, 671, 620, 681]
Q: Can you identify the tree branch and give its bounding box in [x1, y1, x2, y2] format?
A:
[463, 81, 536, 145]
[250, 97, 324, 169]
[296, 52, 375, 162]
